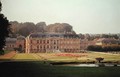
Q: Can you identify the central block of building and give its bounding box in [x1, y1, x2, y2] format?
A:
[26, 33, 80, 53]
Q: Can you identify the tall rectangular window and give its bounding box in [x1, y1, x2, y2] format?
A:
[37, 40, 39, 43]
[31, 40, 32, 43]
[43, 40, 45, 43]
[47, 40, 49, 44]
[37, 45, 39, 49]
[47, 45, 49, 49]
[40, 40, 42, 43]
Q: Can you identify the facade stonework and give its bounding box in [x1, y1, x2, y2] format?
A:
[80, 39, 97, 51]
[6, 33, 119, 53]
[26, 33, 80, 53]
[5, 38, 17, 51]
[5, 36, 25, 52]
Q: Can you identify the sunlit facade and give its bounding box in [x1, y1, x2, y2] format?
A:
[26, 33, 80, 53]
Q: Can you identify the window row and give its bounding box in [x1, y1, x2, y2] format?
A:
[30, 40, 80, 44]
[6, 44, 15, 48]
[30, 45, 59, 49]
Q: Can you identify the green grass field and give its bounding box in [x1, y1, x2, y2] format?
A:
[11, 52, 120, 63]
[0, 51, 120, 77]
[1, 51, 120, 63]
[0, 61, 120, 77]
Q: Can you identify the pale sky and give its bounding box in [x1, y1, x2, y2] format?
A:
[1, 0, 120, 34]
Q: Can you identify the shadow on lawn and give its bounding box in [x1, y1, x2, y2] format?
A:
[0, 61, 120, 77]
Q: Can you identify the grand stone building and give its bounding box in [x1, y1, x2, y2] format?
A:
[5, 33, 120, 53]
[26, 33, 80, 53]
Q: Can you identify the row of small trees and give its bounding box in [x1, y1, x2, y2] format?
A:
[87, 45, 120, 52]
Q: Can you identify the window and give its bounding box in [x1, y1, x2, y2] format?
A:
[47, 40, 49, 44]
[12, 45, 14, 47]
[44, 45, 45, 49]
[54, 46, 56, 49]
[54, 40, 56, 44]
[43, 40, 45, 43]
[37, 40, 39, 43]
[37, 45, 39, 49]
[47, 45, 49, 49]
[31, 40, 32, 43]
[40, 46, 42, 49]
[40, 40, 42, 43]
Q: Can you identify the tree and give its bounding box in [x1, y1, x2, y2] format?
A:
[18, 22, 36, 36]
[87, 45, 102, 51]
[46, 23, 75, 33]
[0, 2, 10, 55]
[36, 22, 46, 32]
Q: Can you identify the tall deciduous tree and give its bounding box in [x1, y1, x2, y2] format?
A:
[0, 1, 10, 55]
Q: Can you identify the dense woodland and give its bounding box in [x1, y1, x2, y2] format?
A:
[87, 45, 120, 52]
[10, 21, 120, 41]
[10, 21, 75, 37]
[78, 33, 120, 40]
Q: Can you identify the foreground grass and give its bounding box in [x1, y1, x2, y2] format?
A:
[0, 61, 120, 77]
[0, 52, 120, 77]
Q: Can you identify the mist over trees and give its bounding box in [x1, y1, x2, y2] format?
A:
[10, 21, 76, 37]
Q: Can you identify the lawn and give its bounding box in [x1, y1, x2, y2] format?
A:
[12, 53, 42, 61]
[0, 51, 120, 77]
[35, 52, 120, 63]
[0, 61, 120, 77]
[1, 51, 120, 63]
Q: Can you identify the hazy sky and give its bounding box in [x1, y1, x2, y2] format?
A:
[1, 0, 120, 34]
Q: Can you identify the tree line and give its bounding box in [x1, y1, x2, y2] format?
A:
[10, 21, 75, 37]
[79, 33, 119, 41]
[87, 45, 120, 52]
